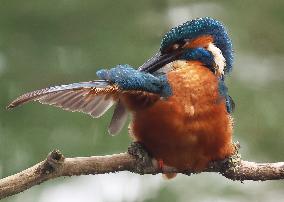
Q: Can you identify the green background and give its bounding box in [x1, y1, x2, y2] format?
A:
[0, 0, 283, 201]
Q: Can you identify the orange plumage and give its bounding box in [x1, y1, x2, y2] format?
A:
[122, 61, 234, 171]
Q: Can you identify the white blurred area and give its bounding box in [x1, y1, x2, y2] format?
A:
[38, 173, 163, 202]
[31, 172, 284, 202]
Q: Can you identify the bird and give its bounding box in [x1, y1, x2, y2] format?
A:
[7, 17, 235, 177]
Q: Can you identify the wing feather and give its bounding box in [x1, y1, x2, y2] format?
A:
[89, 96, 114, 118]
[7, 81, 119, 118]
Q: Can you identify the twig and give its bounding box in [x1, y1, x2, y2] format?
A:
[0, 143, 283, 200]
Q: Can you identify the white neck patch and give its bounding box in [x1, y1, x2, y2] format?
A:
[207, 43, 226, 75]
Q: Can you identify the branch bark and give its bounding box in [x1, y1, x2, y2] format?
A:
[0, 143, 284, 199]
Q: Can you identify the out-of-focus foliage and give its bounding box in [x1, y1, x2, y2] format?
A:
[0, 0, 283, 202]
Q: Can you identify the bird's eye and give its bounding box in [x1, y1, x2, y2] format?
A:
[163, 40, 186, 53]
[172, 43, 180, 50]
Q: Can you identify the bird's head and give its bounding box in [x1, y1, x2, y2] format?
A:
[139, 17, 233, 77]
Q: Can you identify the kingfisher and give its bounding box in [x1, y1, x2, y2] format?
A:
[7, 17, 235, 177]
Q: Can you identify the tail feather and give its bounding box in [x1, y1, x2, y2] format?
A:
[108, 101, 128, 135]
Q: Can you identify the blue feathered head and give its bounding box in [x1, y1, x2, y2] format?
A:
[139, 17, 233, 76]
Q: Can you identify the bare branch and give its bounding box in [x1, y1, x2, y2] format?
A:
[0, 143, 283, 200]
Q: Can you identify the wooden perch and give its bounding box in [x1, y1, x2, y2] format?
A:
[0, 143, 284, 200]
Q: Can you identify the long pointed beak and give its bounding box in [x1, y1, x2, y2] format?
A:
[138, 50, 182, 73]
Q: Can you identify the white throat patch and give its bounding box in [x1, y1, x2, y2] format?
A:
[207, 43, 226, 75]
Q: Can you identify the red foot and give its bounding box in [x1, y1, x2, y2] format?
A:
[158, 159, 164, 171]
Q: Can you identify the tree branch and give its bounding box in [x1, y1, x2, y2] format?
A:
[0, 143, 284, 200]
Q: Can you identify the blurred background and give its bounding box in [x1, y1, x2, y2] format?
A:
[0, 0, 284, 201]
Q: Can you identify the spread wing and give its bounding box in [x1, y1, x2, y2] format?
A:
[7, 81, 119, 118]
[8, 65, 171, 135]
[7, 80, 162, 135]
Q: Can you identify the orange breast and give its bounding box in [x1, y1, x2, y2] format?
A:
[124, 61, 234, 171]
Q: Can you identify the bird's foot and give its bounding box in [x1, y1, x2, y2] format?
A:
[158, 159, 164, 171]
[128, 142, 154, 174]
[153, 159, 177, 179]
[149, 158, 165, 172]
[128, 142, 177, 176]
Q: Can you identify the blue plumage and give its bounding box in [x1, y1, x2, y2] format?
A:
[96, 64, 172, 97]
[218, 78, 234, 113]
[181, 48, 215, 72]
[161, 17, 233, 74]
